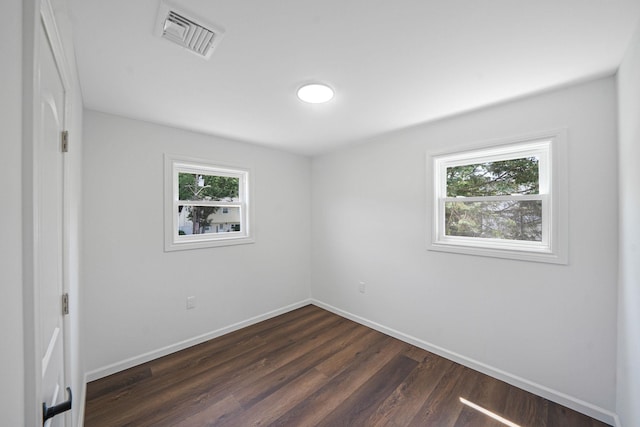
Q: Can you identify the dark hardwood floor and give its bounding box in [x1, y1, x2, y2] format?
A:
[85, 305, 610, 426]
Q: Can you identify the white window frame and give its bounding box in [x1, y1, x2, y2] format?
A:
[164, 154, 254, 251]
[427, 130, 568, 264]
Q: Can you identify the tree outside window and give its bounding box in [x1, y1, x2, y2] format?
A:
[428, 133, 567, 264]
[445, 157, 541, 241]
[164, 155, 253, 251]
[178, 173, 240, 235]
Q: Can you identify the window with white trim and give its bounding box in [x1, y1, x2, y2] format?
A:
[428, 132, 568, 263]
[165, 155, 253, 251]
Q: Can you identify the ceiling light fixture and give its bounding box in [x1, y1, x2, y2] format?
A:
[297, 83, 334, 104]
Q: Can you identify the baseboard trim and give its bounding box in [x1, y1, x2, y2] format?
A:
[311, 299, 618, 426]
[613, 414, 622, 427]
[85, 299, 313, 382]
[82, 297, 618, 425]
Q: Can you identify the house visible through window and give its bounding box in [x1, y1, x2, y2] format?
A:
[428, 132, 568, 263]
[165, 155, 253, 251]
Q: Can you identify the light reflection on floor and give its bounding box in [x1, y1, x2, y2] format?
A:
[459, 397, 521, 427]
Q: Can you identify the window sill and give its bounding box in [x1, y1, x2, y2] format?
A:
[165, 236, 255, 252]
[428, 241, 567, 264]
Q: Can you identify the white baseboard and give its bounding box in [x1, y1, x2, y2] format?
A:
[613, 414, 622, 427]
[84, 299, 312, 382]
[82, 297, 618, 425]
[311, 299, 618, 426]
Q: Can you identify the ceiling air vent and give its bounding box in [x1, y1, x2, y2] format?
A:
[156, 2, 224, 59]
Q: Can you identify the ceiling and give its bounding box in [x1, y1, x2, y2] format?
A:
[69, 0, 640, 155]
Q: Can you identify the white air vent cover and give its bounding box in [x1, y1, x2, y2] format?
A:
[156, 2, 224, 59]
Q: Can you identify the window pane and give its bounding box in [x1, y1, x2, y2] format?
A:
[445, 200, 542, 241]
[178, 173, 240, 201]
[446, 157, 539, 197]
[178, 205, 241, 235]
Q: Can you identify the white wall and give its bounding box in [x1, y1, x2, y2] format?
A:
[82, 111, 311, 375]
[0, 0, 25, 424]
[617, 21, 640, 427]
[311, 77, 618, 421]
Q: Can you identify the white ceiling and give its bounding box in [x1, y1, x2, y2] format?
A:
[69, 0, 640, 155]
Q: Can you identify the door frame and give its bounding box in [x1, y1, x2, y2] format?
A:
[23, 0, 74, 424]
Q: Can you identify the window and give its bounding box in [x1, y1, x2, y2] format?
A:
[428, 131, 568, 263]
[165, 155, 253, 251]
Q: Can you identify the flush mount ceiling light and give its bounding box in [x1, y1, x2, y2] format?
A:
[297, 83, 335, 104]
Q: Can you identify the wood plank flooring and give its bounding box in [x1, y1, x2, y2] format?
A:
[85, 305, 610, 426]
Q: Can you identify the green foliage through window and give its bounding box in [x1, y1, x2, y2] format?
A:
[445, 200, 542, 241]
[178, 173, 239, 201]
[178, 173, 240, 235]
[446, 157, 539, 197]
[445, 157, 542, 241]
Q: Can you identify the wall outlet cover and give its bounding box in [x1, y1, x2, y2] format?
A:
[186, 296, 196, 309]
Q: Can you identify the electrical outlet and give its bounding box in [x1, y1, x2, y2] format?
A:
[358, 281, 366, 294]
[186, 296, 196, 309]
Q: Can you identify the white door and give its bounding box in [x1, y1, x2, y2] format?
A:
[38, 17, 69, 427]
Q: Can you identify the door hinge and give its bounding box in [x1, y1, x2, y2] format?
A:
[61, 130, 69, 153]
[62, 293, 69, 315]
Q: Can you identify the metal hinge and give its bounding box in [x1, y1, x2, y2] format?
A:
[61, 130, 69, 153]
[62, 293, 69, 315]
